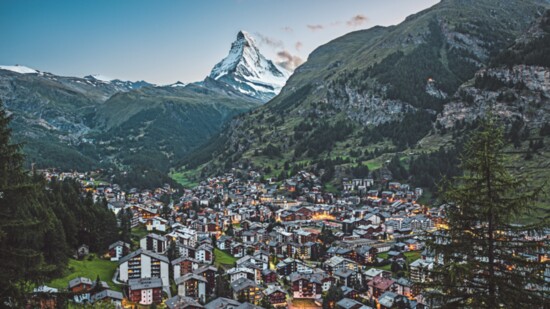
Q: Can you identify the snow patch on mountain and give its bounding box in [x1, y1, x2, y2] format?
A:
[170, 81, 186, 87]
[85, 74, 113, 82]
[208, 31, 291, 102]
[0, 65, 39, 74]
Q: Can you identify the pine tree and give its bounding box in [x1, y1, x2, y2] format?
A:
[118, 208, 132, 243]
[167, 240, 179, 261]
[0, 100, 55, 306]
[424, 118, 549, 308]
[323, 284, 343, 309]
[225, 223, 234, 236]
[259, 295, 275, 309]
[215, 268, 232, 298]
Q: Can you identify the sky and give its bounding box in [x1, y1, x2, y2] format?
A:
[0, 0, 439, 84]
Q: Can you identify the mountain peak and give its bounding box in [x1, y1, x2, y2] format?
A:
[236, 30, 255, 44]
[207, 31, 290, 102]
[84, 74, 113, 82]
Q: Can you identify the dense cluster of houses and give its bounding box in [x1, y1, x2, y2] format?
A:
[33, 169, 549, 309]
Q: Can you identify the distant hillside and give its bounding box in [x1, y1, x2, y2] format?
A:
[0, 67, 261, 174]
[0, 68, 146, 170]
[91, 81, 260, 173]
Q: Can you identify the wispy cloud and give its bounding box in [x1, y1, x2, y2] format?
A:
[277, 50, 304, 71]
[305, 14, 369, 32]
[346, 14, 369, 27]
[307, 24, 324, 31]
[281, 26, 294, 33]
[254, 33, 284, 48]
[295, 41, 303, 51]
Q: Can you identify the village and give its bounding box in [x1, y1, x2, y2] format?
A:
[31, 169, 549, 309]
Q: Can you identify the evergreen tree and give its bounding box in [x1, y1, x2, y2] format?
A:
[259, 295, 275, 309]
[424, 118, 549, 308]
[118, 208, 132, 243]
[166, 240, 179, 261]
[215, 268, 232, 298]
[323, 284, 343, 309]
[211, 235, 217, 248]
[0, 101, 56, 306]
[225, 223, 234, 236]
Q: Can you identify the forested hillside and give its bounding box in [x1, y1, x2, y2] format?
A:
[177, 0, 550, 202]
[0, 100, 118, 306]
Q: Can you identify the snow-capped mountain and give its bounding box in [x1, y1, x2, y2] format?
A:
[84, 74, 153, 91]
[208, 30, 290, 102]
[0, 65, 153, 93]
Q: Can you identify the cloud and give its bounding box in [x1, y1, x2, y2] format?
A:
[346, 14, 369, 27]
[277, 50, 304, 71]
[295, 41, 303, 51]
[281, 26, 294, 33]
[307, 24, 324, 31]
[254, 33, 284, 48]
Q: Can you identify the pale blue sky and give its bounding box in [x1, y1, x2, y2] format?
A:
[0, 0, 439, 84]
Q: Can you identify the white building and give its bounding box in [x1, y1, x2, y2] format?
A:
[118, 249, 170, 287]
[147, 217, 169, 232]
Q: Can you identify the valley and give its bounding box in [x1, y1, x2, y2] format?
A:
[1, 0, 549, 308]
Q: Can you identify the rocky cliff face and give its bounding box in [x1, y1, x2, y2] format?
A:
[326, 83, 417, 126]
[438, 65, 550, 127]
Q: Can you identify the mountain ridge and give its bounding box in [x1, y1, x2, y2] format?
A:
[0, 30, 291, 174]
[177, 0, 550, 191]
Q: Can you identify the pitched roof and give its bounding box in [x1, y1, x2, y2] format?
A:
[230, 277, 257, 292]
[145, 233, 167, 241]
[289, 272, 327, 284]
[175, 273, 208, 285]
[367, 276, 394, 290]
[194, 265, 218, 274]
[336, 298, 373, 309]
[166, 295, 205, 309]
[263, 285, 286, 296]
[377, 291, 399, 308]
[119, 248, 169, 264]
[236, 303, 263, 309]
[334, 269, 354, 278]
[324, 255, 349, 267]
[128, 277, 163, 290]
[68, 277, 92, 288]
[227, 267, 255, 276]
[90, 289, 123, 302]
[364, 268, 384, 277]
[108, 240, 131, 250]
[204, 297, 241, 309]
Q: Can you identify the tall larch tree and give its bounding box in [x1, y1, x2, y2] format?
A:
[424, 117, 549, 308]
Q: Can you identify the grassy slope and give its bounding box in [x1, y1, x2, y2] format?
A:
[377, 251, 422, 272]
[170, 169, 200, 188]
[214, 248, 238, 268]
[47, 256, 120, 291]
